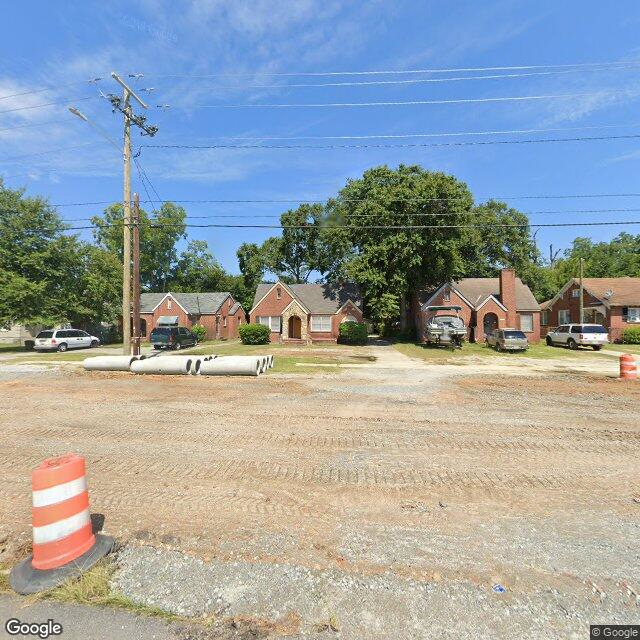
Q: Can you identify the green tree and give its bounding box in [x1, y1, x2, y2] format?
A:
[327, 165, 474, 329]
[170, 240, 228, 292]
[91, 201, 187, 291]
[236, 242, 267, 311]
[0, 183, 120, 327]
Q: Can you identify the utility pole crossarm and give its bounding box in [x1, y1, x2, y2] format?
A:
[110, 72, 148, 109]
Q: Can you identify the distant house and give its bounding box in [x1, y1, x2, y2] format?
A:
[249, 280, 363, 343]
[0, 323, 42, 346]
[138, 292, 245, 341]
[413, 268, 541, 343]
[540, 277, 640, 342]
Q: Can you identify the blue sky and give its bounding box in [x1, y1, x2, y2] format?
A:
[2, 0, 640, 273]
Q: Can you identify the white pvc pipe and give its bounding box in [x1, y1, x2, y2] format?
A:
[200, 358, 260, 376]
[83, 355, 145, 371]
[216, 356, 265, 373]
[267, 355, 274, 368]
[130, 358, 192, 375]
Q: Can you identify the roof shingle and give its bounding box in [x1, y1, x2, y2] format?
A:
[140, 292, 231, 314]
[251, 282, 362, 314]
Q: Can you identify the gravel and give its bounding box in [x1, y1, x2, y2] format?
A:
[112, 545, 639, 639]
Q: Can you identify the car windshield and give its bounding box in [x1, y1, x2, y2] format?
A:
[151, 328, 173, 336]
[429, 315, 464, 328]
[36, 331, 54, 338]
[504, 331, 526, 339]
[577, 325, 607, 333]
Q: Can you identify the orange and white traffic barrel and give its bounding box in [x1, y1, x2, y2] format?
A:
[10, 454, 114, 594]
[620, 353, 638, 380]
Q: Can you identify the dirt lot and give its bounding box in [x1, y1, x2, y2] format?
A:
[1, 344, 639, 637]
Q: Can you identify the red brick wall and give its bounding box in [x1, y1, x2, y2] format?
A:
[307, 304, 364, 342]
[542, 284, 611, 337]
[417, 287, 474, 342]
[250, 285, 294, 342]
[499, 268, 518, 328]
[474, 297, 508, 342]
[138, 293, 244, 341]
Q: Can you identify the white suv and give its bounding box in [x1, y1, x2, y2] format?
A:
[545, 324, 609, 351]
[34, 329, 100, 352]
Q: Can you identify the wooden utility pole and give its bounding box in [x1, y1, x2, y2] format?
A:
[132, 193, 141, 356]
[110, 72, 149, 355]
[579, 257, 585, 323]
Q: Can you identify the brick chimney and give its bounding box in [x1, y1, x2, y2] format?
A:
[499, 268, 518, 328]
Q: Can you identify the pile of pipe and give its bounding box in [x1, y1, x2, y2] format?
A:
[83, 354, 273, 376]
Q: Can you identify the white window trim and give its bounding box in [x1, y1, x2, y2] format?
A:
[257, 316, 282, 332]
[558, 309, 571, 324]
[520, 313, 534, 333]
[626, 307, 640, 323]
[572, 289, 580, 298]
[311, 315, 332, 332]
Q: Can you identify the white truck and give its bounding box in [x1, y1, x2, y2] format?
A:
[545, 324, 609, 351]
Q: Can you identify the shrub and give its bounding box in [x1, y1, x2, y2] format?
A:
[622, 327, 640, 344]
[191, 324, 207, 342]
[338, 321, 368, 345]
[239, 323, 270, 345]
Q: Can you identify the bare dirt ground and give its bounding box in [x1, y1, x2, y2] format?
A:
[1, 344, 639, 638]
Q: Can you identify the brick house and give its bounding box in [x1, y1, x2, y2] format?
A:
[249, 280, 363, 343]
[413, 268, 541, 343]
[540, 277, 640, 342]
[137, 292, 245, 341]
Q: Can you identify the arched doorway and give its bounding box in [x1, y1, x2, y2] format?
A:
[288, 315, 302, 339]
[483, 312, 499, 336]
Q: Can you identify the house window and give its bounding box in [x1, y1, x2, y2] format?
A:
[311, 315, 332, 332]
[276, 286, 282, 300]
[624, 307, 640, 323]
[443, 289, 450, 302]
[167, 299, 172, 310]
[342, 314, 358, 323]
[520, 313, 534, 333]
[541, 310, 549, 326]
[229, 299, 232, 308]
[223, 317, 227, 328]
[572, 288, 580, 298]
[257, 316, 282, 332]
[558, 309, 571, 324]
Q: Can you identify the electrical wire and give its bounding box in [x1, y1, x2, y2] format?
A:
[0, 78, 103, 101]
[2, 142, 96, 162]
[173, 67, 640, 89]
[40, 193, 640, 208]
[142, 60, 640, 78]
[0, 119, 70, 133]
[0, 95, 99, 115]
[138, 133, 640, 152]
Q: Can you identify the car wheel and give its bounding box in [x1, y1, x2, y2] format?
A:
[546, 336, 553, 346]
[496, 344, 502, 352]
[90, 340, 99, 348]
[153, 345, 161, 350]
[568, 339, 578, 350]
[175, 342, 181, 351]
[193, 340, 198, 347]
[57, 343, 68, 352]
[592, 345, 602, 351]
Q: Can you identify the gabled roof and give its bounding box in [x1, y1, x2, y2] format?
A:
[419, 277, 539, 311]
[228, 302, 242, 315]
[451, 277, 540, 311]
[251, 281, 362, 314]
[140, 292, 231, 314]
[546, 277, 640, 308]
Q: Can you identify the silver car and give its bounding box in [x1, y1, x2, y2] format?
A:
[486, 328, 529, 352]
[34, 329, 100, 352]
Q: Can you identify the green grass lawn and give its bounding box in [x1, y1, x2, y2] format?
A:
[604, 343, 640, 355]
[394, 340, 592, 363]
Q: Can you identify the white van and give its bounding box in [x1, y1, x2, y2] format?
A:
[34, 329, 101, 352]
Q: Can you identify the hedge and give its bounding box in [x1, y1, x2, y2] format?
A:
[622, 327, 640, 344]
[338, 321, 368, 345]
[239, 323, 271, 345]
[191, 324, 207, 342]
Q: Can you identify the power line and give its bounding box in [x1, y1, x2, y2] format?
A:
[41, 193, 640, 208]
[56, 220, 640, 231]
[0, 95, 99, 115]
[58, 208, 640, 223]
[0, 119, 70, 133]
[185, 91, 630, 109]
[142, 60, 640, 78]
[138, 133, 640, 152]
[2, 142, 96, 162]
[175, 67, 640, 89]
[167, 122, 640, 142]
[0, 78, 103, 101]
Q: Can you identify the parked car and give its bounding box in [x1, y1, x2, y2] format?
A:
[545, 324, 609, 350]
[486, 328, 529, 352]
[149, 326, 198, 350]
[34, 329, 100, 352]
